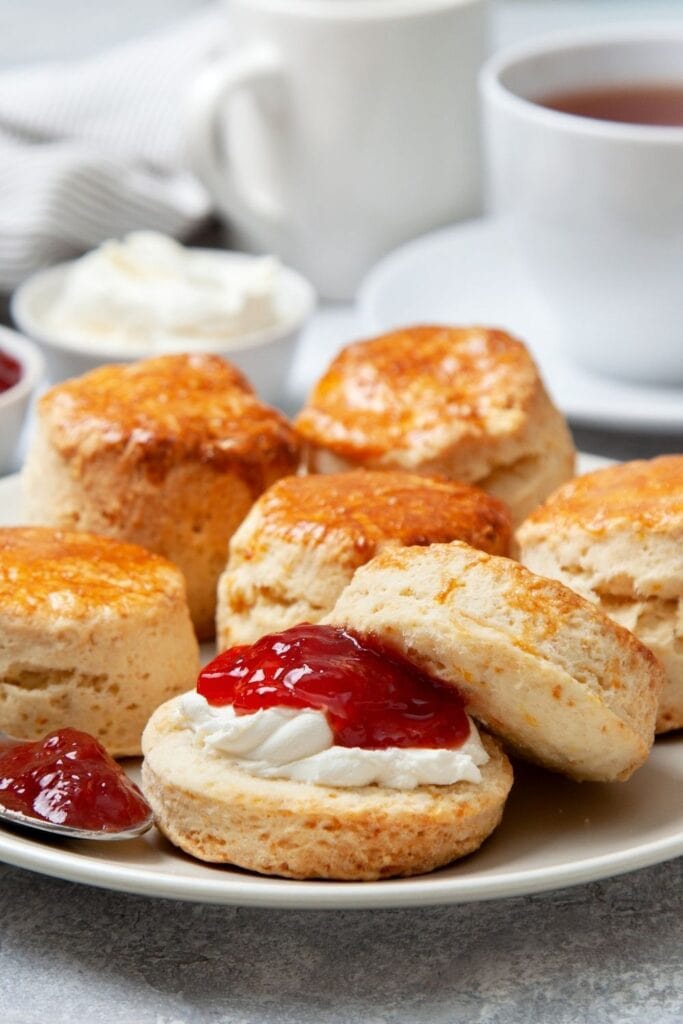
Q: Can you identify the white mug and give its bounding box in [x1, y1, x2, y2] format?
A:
[481, 26, 683, 385]
[187, 0, 488, 299]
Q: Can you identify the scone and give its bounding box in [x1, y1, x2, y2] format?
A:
[294, 325, 576, 524]
[22, 353, 300, 639]
[326, 541, 664, 781]
[142, 623, 513, 880]
[517, 455, 683, 733]
[143, 705, 511, 881]
[216, 470, 512, 649]
[0, 526, 199, 756]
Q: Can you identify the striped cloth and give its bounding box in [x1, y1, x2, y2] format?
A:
[0, 5, 227, 291]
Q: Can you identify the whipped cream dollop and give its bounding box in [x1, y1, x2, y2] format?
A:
[178, 691, 489, 790]
[45, 231, 282, 351]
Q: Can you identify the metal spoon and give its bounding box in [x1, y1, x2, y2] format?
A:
[0, 731, 155, 841]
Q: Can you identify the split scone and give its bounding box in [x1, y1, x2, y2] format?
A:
[142, 624, 513, 880]
[294, 325, 576, 524]
[22, 353, 300, 639]
[517, 455, 683, 733]
[216, 470, 512, 649]
[326, 542, 664, 782]
[0, 526, 199, 757]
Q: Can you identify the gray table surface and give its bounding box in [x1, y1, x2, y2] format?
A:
[0, 856, 681, 1024]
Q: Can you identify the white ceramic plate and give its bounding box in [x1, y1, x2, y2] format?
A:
[358, 218, 683, 434]
[1, 465, 682, 909]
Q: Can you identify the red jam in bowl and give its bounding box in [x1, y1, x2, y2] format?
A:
[198, 624, 470, 750]
[0, 728, 150, 833]
[0, 350, 21, 393]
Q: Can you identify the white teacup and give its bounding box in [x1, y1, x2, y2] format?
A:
[481, 26, 683, 385]
[187, 0, 488, 300]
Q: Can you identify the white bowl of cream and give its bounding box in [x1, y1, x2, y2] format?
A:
[11, 232, 315, 406]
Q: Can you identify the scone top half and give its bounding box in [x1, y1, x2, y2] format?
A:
[325, 541, 664, 782]
[517, 455, 683, 733]
[216, 470, 513, 649]
[294, 325, 576, 524]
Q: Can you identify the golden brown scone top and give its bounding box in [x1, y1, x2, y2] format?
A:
[366, 541, 664, 692]
[0, 526, 186, 618]
[294, 326, 541, 461]
[375, 539, 617, 645]
[522, 455, 683, 535]
[251, 471, 512, 556]
[39, 353, 301, 480]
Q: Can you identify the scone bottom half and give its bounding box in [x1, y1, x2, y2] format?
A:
[141, 624, 513, 881]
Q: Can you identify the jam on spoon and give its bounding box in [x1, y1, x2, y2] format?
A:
[0, 350, 21, 393]
[198, 623, 470, 750]
[0, 728, 151, 835]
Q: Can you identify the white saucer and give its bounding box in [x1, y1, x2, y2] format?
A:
[358, 218, 683, 434]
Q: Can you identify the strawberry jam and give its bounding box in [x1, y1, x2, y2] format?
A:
[0, 350, 21, 393]
[0, 728, 150, 833]
[198, 624, 470, 749]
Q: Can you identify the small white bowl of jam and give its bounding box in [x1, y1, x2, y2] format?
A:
[0, 327, 45, 476]
[11, 232, 315, 406]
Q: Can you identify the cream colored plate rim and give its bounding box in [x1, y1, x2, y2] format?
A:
[0, 457, 681, 909]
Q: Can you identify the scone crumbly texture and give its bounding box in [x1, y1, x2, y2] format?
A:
[325, 541, 663, 782]
[22, 353, 301, 639]
[0, 526, 199, 756]
[141, 696, 512, 880]
[216, 470, 513, 649]
[293, 326, 576, 524]
[517, 455, 683, 733]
